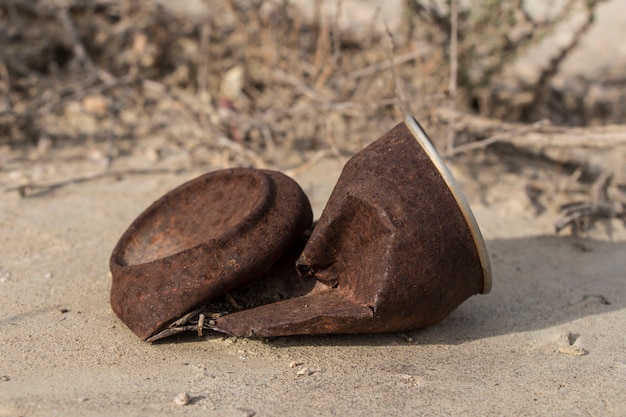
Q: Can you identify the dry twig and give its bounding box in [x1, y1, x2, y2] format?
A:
[5, 168, 186, 198]
[556, 172, 626, 233]
[444, 119, 549, 157]
[347, 48, 426, 80]
[385, 24, 409, 117]
[446, 0, 458, 152]
[56, 6, 116, 85]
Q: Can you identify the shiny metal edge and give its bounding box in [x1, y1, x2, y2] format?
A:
[404, 115, 492, 294]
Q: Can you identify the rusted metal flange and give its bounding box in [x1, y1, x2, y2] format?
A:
[110, 168, 313, 340]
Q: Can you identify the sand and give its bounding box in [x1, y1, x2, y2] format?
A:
[1, 141, 625, 416]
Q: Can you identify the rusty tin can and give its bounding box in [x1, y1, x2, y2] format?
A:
[110, 116, 491, 341]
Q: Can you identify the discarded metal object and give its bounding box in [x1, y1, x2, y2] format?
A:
[110, 168, 313, 340]
[209, 117, 491, 337]
[110, 116, 492, 341]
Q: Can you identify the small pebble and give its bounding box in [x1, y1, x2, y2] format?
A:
[558, 345, 588, 356]
[296, 367, 311, 376]
[236, 408, 256, 417]
[174, 392, 190, 406]
[399, 333, 414, 343]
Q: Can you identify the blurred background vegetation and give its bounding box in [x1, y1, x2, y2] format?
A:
[0, 0, 624, 168]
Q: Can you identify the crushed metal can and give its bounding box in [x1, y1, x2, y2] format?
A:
[110, 116, 492, 341]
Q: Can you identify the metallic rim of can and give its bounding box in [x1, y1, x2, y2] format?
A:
[404, 115, 493, 294]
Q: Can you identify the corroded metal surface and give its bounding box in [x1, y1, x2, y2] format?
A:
[212, 119, 488, 337]
[110, 168, 313, 340]
[110, 117, 491, 341]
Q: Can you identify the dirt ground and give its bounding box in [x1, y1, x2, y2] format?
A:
[1, 135, 626, 416]
[1, 1, 626, 416]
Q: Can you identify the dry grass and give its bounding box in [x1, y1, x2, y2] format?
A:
[0, 0, 451, 171]
[1, 0, 626, 230]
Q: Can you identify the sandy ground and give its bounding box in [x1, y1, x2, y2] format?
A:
[1, 132, 625, 416]
[2, 1, 626, 416]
